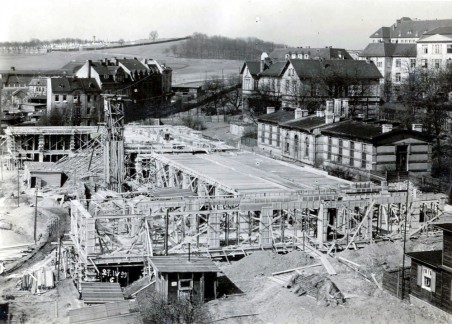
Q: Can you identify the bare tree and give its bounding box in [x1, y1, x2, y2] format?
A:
[222, 75, 242, 114]
[398, 66, 452, 176]
[139, 291, 211, 324]
[245, 78, 282, 125]
[149, 31, 159, 42]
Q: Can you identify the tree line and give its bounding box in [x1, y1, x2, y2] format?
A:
[0, 38, 93, 48]
[165, 33, 286, 60]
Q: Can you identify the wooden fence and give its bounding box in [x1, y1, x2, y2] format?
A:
[382, 267, 411, 300]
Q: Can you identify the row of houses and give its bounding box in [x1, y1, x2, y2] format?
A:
[0, 57, 172, 126]
[257, 100, 432, 178]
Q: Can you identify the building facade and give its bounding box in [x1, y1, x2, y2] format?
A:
[46, 76, 102, 126]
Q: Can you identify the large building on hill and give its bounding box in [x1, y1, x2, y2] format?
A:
[370, 17, 452, 44]
[269, 47, 353, 61]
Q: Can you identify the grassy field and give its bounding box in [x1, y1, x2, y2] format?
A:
[0, 40, 243, 84]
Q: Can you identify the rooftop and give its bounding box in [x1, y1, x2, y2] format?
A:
[360, 43, 417, 57]
[240, 61, 261, 77]
[290, 59, 382, 79]
[50, 77, 101, 93]
[280, 116, 326, 132]
[155, 151, 349, 195]
[370, 17, 452, 39]
[269, 47, 353, 60]
[406, 250, 442, 269]
[149, 256, 220, 273]
[257, 110, 295, 124]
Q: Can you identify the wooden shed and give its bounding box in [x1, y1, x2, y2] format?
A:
[149, 256, 220, 303]
[23, 162, 66, 188]
[407, 223, 452, 315]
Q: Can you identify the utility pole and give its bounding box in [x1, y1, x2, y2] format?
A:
[34, 187, 38, 244]
[401, 181, 410, 299]
[17, 165, 20, 207]
[165, 209, 169, 256]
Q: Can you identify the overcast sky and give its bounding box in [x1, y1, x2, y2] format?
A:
[1, 0, 452, 49]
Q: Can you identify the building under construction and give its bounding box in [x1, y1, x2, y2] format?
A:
[4, 97, 447, 287]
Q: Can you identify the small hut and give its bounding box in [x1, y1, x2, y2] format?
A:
[149, 256, 220, 302]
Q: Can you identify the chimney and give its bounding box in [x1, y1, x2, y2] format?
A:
[341, 99, 349, 118]
[294, 108, 308, 119]
[382, 124, 393, 133]
[266, 107, 275, 114]
[87, 60, 92, 79]
[260, 52, 269, 72]
[333, 99, 341, 116]
[412, 123, 423, 132]
[325, 100, 334, 124]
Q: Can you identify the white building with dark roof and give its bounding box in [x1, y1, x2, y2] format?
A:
[417, 26, 452, 69]
[370, 17, 452, 44]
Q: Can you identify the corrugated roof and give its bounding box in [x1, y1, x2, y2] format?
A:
[406, 250, 442, 269]
[149, 256, 220, 273]
[360, 43, 416, 57]
[370, 17, 452, 39]
[280, 116, 326, 132]
[257, 110, 294, 124]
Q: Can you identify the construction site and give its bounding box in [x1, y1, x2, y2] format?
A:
[0, 96, 451, 323]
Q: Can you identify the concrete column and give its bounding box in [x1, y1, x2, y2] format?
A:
[317, 204, 328, 245]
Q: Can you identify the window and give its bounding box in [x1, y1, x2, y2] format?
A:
[377, 62, 382, 68]
[410, 59, 416, 68]
[63, 95, 67, 101]
[269, 126, 273, 145]
[395, 59, 401, 68]
[434, 59, 441, 69]
[285, 80, 290, 92]
[86, 107, 91, 115]
[433, 44, 441, 54]
[74, 96, 79, 103]
[327, 137, 332, 160]
[338, 139, 343, 163]
[304, 137, 309, 158]
[292, 80, 297, 93]
[395, 73, 401, 82]
[276, 127, 280, 147]
[349, 141, 354, 166]
[447, 45, 452, 54]
[361, 144, 367, 168]
[87, 95, 91, 102]
[421, 59, 428, 68]
[260, 125, 265, 143]
[422, 45, 428, 54]
[55, 95, 59, 101]
[422, 267, 434, 291]
[244, 78, 251, 89]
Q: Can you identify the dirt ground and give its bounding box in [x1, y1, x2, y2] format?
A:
[209, 248, 451, 324]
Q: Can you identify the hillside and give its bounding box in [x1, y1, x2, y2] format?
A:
[0, 39, 243, 84]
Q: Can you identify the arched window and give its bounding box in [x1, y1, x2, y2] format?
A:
[305, 137, 309, 158]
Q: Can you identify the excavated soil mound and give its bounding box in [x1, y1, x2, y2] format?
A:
[222, 251, 314, 284]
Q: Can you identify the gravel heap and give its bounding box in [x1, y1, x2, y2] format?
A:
[222, 250, 314, 282]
